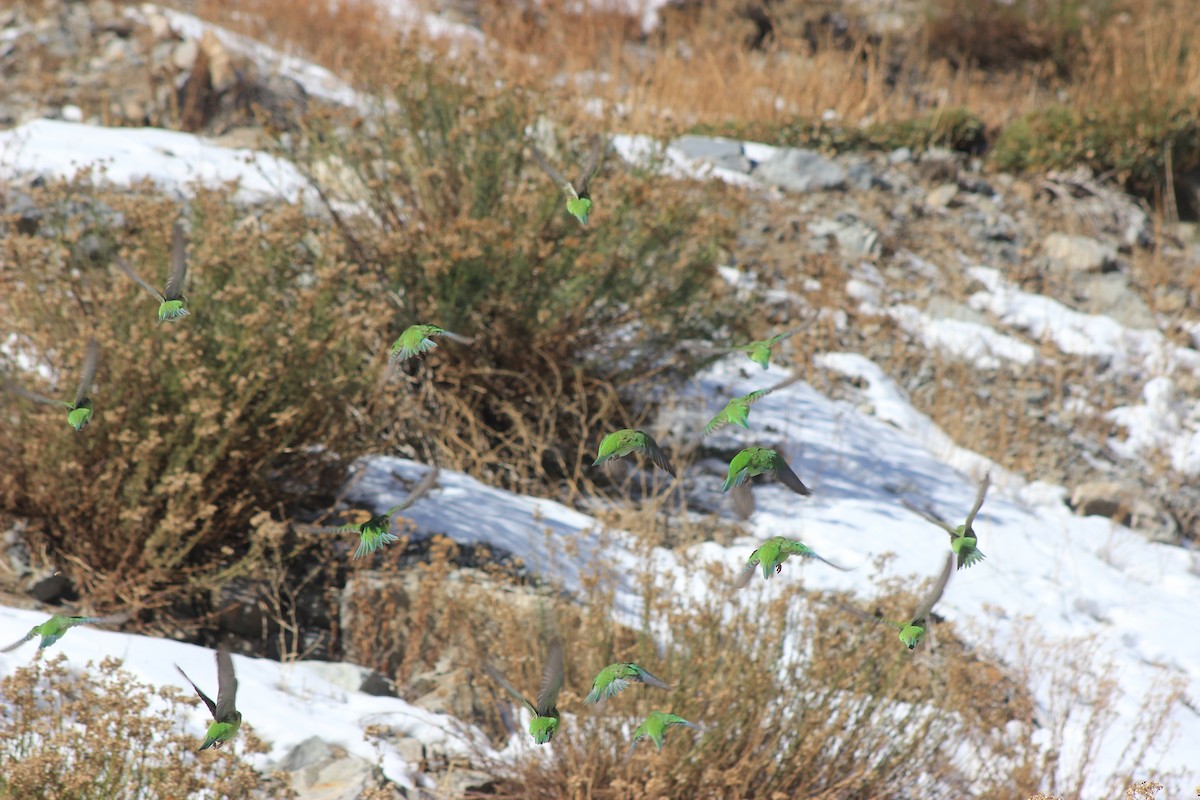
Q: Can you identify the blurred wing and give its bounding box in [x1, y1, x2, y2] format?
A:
[732, 482, 755, 519]
[214, 647, 238, 719]
[80, 613, 130, 627]
[385, 464, 440, 516]
[115, 256, 165, 301]
[1, 628, 36, 653]
[640, 435, 676, 478]
[536, 639, 565, 715]
[529, 145, 577, 199]
[900, 499, 957, 535]
[704, 410, 727, 436]
[176, 664, 217, 719]
[574, 134, 604, 195]
[635, 666, 671, 690]
[963, 472, 991, 534]
[912, 553, 955, 622]
[482, 663, 536, 714]
[772, 458, 811, 497]
[164, 221, 188, 300]
[4, 379, 67, 407]
[731, 557, 758, 590]
[768, 329, 800, 346]
[743, 389, 772, 406]
[73, 339, 99, 408]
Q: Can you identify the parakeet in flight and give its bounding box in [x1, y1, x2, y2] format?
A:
[319, 466, 438, 560]
[1, 613, 126, 654]
[389, 324, 473, 362]
[175, 647, 242, 751]
[840, 553, 954, 650]
[529, 134, 604, 225]
[116, 221, 190, 322]
[629, 711, 701, 753]
[3, 338, 100, 431]
[483, 639, 565, 745]
[584, 662, 671, 704]
[732, 331, 798, 370]
[902, 474, 990, 570]
[722, 446, 810, 519]
[705, 389, 772, 435]
[593, 429, 676, 478]
[732, 536, 847, 589]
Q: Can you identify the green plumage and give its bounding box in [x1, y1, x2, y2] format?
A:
[903, 474, 990, 570]
[483, 639, 565, 746]
[892, 553, 955, 650]
[116, 221, 190, 322]
[704, 389, 771, 435]
[593, 429, 676, 478]
[341, 512, 399, 560]
[732, 536, 847, 589]
[176, 647, 242, 751]
[389, 324, 473, 362]
[3, 338, 99, 432]
[732, 331, 797, 370]
[530, 135, 604, 225]
[1, 614, 124, 654]
[630, 711, 701, 752]
[721, 447, 810, 518]
[584, 662, 671, 704]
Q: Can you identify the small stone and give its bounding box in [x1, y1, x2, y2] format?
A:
[1043, 233, 1117, 272]
[926, 183, 957, 209]
[172, 38, 198, 71]
[752, 148, 845, 193]
[888, 146, 912, 165]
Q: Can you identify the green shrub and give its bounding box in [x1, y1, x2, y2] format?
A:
[0, 182, 381, 614]
[0, 655, 292, 799]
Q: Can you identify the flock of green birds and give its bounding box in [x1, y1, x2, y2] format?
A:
[0, 136, 993, 756]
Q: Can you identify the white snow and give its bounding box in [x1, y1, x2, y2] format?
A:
[0, 119, 310, 205]
[0, 607, 488, 791]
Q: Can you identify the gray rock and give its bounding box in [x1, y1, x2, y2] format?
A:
[926, 183, 957, 209]
[1068, 272, 1156, 329]
[671, 135, 743, 161]
[301, 661, 397, 697]
[888, 146, 912, 165]
[752, 148, 845, 193]
[1070, 481, 1179, 543]
[171, 38, 199, 71]
[806, 215, 880, 257]
[1043, 233, 1117, 272]
[279, 739, 380, 800]
[845, 160, 876, 190]
[279, 736, 334, 772]
[26, 569, 69, 603]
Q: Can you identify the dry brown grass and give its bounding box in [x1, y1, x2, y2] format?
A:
[0, 654, 293, 799]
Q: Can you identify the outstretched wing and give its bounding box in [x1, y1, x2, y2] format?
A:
[214, 647, 238, 720]
[731, 554, 759, 590]
[529, 144, 577, 199]
[900, 498, 957, 535]
[780, 540, 848, 571]
[4, 379, 68, 408]
[1, 628, 37, 653]
[731, 482, 755, 519]
[482, 663, 537, 715]
[574, 134, 604, 196]
[72, 339, 99, 408]
[767, 330, 800, 346]
[164, 221, 188, 301]
[384, 464, 440, 517]
[115, 256, 166, 301]
[176, 664, 218, 719]
[742, 389, 772, 406]
[638, 433, 677, 478]
[911, 553, 955, 623]
[634, 665, 671, 690]
[771, 456, 811, 497]
[963, 473, 991, 535]
[536, 639, 565, 716]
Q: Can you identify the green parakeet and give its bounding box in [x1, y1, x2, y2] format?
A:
[389, 324, 472, 362]
[116, 221, 190, 322]
[838, 553, 954, 650]
[732, 331, 798, 370]
[1, 613, 126, 654]
[323, 466, 439, 560]
[902, 474, 990, 570]
[176, 647, 241, 751]
[732, 536, 847, 589]
[584, 662, 671, 704]
[593, 429, 676, 478]
[705, 389, 772, 435]
[483, 639, 565, 745]
[722, 446, 810, 519]
[529, 134, 603, 225]
[629, 711, 701, 753]
[3, 338, 99, 431]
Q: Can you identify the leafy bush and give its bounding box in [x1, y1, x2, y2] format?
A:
[280, 49, 744, 493]
[0, 655, 292, 799]
[0, 182, 382, 615]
